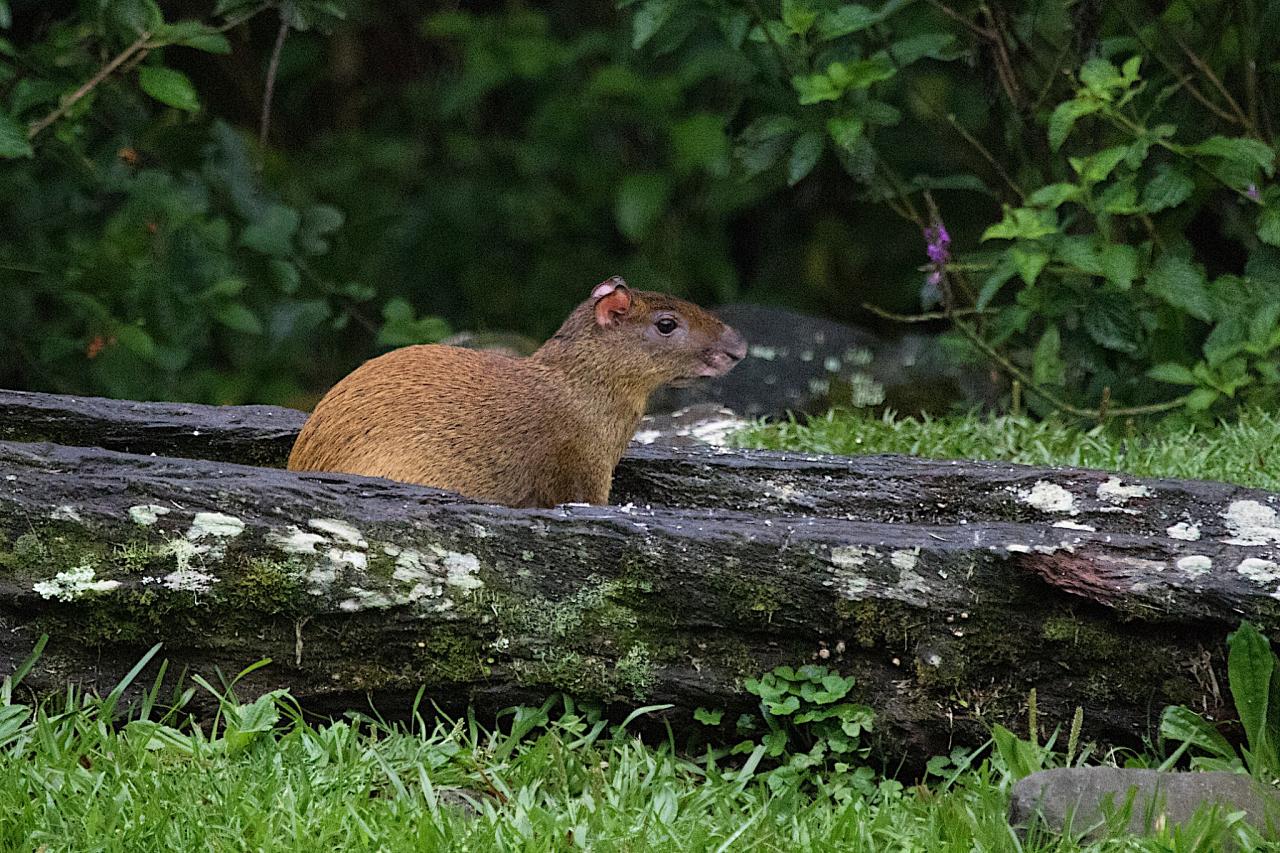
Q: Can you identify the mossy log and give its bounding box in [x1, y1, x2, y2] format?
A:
[2, 389, 1280, 760]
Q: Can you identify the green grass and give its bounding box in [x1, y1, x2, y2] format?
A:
[735, 407, 1280, 491]
[0, 673, 1263, 852]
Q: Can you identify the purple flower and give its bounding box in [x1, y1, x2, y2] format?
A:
[924, 222, 951, 265]
[1247, 183, 1262, 202]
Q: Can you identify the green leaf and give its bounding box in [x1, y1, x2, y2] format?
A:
[827, 58, 895, 91]
[214, 304, 264, 335]
[1190, 136, 1276, 177]
[1048, 99, 1099, 151]
[877, 32, 957, 66]
[1071, 145, 1129, 184]
[1079, 58, 1123, 93]
[1185, 387, 1220, 411]
[240, 204, 301, 257]
[1010, 245, 1049, 286]
[826, 116, 864, 152]
[1146, 256, 1214, 322]
[1142, 165, 1194, 212]
[631, 0, 675, 50]
[1027, 183, 1079, 209]
[1032, 325, 1064, 386]
[981, 206, 1058, 241]
[377, 298, 450, 346]
[1228, 622, 1277, 766]
[693, 707, 724, 726]
[1055, 235, 1103, 275]
[1258, 207, 1280, 247]
[0, 1, 10, 29]
[1203, 317, 1247, 366]
[792, 73, 840, 105]
[0, 110, 31, 158]
[1100, 244, 1138, 289]
[138, 66, 201, 112]
[787, 131, 824, 185]
[781, 0, 817, 35]
[1083, 294, 1141, 353]
[815, 4, 878, 39]
[670, 113, 729, 174]
[153, 21, 232, 53]
[1147, 363, 1199, 386]
[269, 260, 301, 294]
[114, 325, 157, 361]
[976, 257, 1017, 309]
[615, 172, 672, 242]
[1160, 705, 1237, 763]
[766, 695, 801, 716]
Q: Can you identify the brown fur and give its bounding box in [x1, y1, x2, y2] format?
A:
[287, 286, 745, 507]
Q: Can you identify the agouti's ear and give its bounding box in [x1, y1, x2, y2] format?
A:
[592, 277, 632, 328]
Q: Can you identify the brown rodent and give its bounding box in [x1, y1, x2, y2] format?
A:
[287, 277, 747, 507]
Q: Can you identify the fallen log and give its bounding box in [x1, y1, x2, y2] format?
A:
[2, 390, 1279, 758]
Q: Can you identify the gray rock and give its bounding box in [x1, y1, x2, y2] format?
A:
[647, 304, 1002, 418]
[1009, 767, 1280, 842]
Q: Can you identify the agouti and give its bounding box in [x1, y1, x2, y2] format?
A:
[287, 277, 747, 507]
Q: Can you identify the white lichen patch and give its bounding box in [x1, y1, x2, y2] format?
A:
[897, 569, 929, 597]
[128, 504, 170, 526]
[33, 564, 120, 601]
[1004, 544, 1033, 554]
[338, 590, 395, 611]
[268, 526, 329, 555]
[187, 512, 245, 540]
[325, 548, 367, 571]
[1053, 521, 1096, 532]
[163, 568, 216, 593]
[632, 429, 662, 445]
[1166, 522, 1201, 542]
[1096, 477, 1151, 505]
[890, 548, 920, 571]
[1176, 555, 1212, 576]
[1222, 500, 1280, 547]
[1016, 481, 1077, 514]
[307, 565, 337, 590]
[1237, 557, 1280, 584]
[839, 576, 871, 598]
[307, 518, 367, 548]
[830, 545, 876, 569]
[49, 505, 82, 522]
[438, 548, 483, 591]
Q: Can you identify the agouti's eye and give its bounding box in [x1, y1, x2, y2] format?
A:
[655, 317, 678, 335]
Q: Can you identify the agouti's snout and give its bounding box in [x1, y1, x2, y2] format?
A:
[699, 327, 747, 378]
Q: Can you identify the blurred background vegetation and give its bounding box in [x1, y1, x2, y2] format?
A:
[2, 0, 1279, 420]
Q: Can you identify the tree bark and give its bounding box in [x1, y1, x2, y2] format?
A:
[1, 389, 1279, 760]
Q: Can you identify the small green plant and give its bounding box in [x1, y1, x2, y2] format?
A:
[1160, 621, 1280, 780]
[735, 663, 876, 799]
[988, 690, 1088, 783]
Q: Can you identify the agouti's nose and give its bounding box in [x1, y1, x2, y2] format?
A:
[720, 328, 747, 361]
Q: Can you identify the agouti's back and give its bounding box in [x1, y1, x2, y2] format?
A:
[288, 278, 746, 507]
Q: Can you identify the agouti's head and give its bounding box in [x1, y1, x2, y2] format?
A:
[543, 277, 747, 391]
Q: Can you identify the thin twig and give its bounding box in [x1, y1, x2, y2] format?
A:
[861, 302, 990, 323]
[942, 109, 1025, 202]
[1169, 30, 1254, 134]
[259, 13, 290, 148]
[924, 0, 993, 41]
[27, 31, 151, 140]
